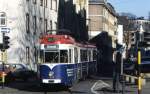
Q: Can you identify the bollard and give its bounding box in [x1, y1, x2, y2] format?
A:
[138, 50, 141, 94]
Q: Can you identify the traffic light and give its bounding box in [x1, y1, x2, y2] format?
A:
[3, 35, 10, 49]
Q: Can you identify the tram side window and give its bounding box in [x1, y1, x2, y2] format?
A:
[74, 48, 78, 63]
[93, 50, 97, 60]
[60, 50, 68, 63]
[80, 50, 88, 62]
[69, 49, 72, 63]
[88, 50, 91, 61]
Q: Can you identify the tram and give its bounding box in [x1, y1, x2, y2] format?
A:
[39, 34, 97, 87]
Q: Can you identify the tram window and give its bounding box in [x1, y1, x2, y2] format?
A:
[88, 50, 91, 61]
[80, 50, 88, 62]
[74, 48, 78, 63]
[45, 51, 59, 63]
[60, 50, 68, 63]
[93, 50, 97, 60]
[69, 49, 72, 63]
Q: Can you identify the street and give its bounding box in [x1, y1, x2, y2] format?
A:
[1, 76, 150, 94]
[0, 78, 97, 94]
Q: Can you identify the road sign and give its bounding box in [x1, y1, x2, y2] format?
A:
[0, 27, 10, 33]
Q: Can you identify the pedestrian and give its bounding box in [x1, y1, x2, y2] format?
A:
[113, 51, 121, 93]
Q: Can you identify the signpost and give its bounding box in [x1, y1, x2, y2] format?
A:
[0, 27, 10, 33]
[0, 12, 9, 89]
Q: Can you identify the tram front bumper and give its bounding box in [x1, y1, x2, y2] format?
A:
[42, 79, 61, 84]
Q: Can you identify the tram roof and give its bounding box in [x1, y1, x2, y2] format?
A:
[40, 34, 96, 48]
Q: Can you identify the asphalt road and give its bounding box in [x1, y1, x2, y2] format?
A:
[0, 79, 98, 94]
[1, 77, 150, 94]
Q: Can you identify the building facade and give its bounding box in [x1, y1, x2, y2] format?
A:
[0, 0, 59, 70]
[88, 0, 117, 48]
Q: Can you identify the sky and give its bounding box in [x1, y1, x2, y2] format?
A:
[107, 0, 150, 19]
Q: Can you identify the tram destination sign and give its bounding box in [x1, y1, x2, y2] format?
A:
[47, 37, 56, 42]
[45, 45, 58, 49]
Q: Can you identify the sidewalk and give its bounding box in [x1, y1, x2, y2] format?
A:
[91, 76, 150, 94]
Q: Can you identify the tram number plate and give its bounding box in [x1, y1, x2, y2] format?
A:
[48, 80, 54, 83]
[46, 45, 58, 49]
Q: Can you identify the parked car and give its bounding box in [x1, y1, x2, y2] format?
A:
[123, 58, 137, 75]
[5, 63, 36, 81]
[140, 57, 150, 73]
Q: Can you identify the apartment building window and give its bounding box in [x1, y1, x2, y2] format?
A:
[0, 12, 6, 26]
[34, 46, 38, 64]
[40, 0, 43, 6]
[55, 0, 57, 11]
[26, 47, 30, 64]
[26, 13, 30, 33]
[45, 0, 48, 7]
[55, 22, 57, 30]
[50, 0, 52, 9]
[33, 0, 36, 4]
[51, 0, 57, 11]
[33, 16, 36, 34]
[40, 18, 43, 33]
[50, 20, 52, 30]
[44, 19, 47, 33]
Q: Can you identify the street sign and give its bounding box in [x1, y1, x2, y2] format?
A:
[0, 27, 10, 33]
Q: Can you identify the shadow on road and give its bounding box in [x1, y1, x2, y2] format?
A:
[100, 87, 135, 93]
[4, 80, 72, 93]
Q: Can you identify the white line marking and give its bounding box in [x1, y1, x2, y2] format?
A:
[91, 80, 111, 94]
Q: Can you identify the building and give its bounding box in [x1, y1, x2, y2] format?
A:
[0, 0, 59, 70]
[88, 0, 117, 76]
[88, 0, 117, 48]
[58, 0, 89, 42]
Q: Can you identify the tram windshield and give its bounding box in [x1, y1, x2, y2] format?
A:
[45, 50, 68, 63]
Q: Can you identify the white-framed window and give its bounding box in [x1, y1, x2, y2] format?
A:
[51, 0, 57, 11]
[50, 20, 52, 30]
[50, 0, 52, 9]
[0, 12, 6, 26]
[55, 22, 57, 30]
[45, 19, 47, 33]
[39, 17, 43, 33]
[26, 46, 30, 64]
[33, 16, 36, 34]
[55, 0, 57, 11]
[40, 0, 43, 6]
[26, 13, 30, 33]
[33, 0, 36, 4]
[45, 0, 47, 7]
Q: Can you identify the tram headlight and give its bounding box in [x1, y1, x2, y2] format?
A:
[49, 71, 54, 78]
